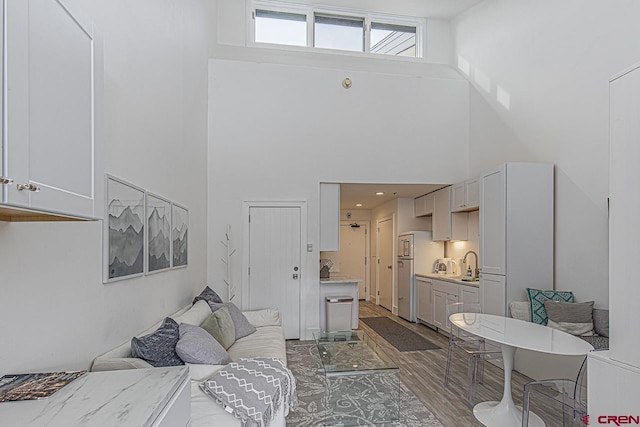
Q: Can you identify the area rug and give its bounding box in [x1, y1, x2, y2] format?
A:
[360, 317, 440, 352]
[285, 341, 443, 427]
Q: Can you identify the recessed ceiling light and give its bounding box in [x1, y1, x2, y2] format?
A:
[355, 203, 363, 207]
[375, 192, 384, 195]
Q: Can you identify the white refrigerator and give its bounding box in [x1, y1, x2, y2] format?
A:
[397, 231, 443, 322]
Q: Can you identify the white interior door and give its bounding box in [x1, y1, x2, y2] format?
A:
[338, 223, 368, 299]
[248, 206, 301, 339]
[377, 218, 393, 311]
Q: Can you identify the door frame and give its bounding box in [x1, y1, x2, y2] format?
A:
[242, 201, 308, 337]
[339, 220, 370, 301]
[375, 215, 395, 309]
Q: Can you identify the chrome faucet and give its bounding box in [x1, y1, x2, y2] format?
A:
[462, 251, 480, 278]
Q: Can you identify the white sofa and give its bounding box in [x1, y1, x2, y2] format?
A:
[91, 301, 287, 427]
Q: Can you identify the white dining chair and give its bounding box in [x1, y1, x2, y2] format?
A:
[521, 356, 588, 427]
[444, 302, 502, 406]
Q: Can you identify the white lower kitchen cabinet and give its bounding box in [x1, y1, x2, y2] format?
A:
[416, 276, 433, 325]
[431, 279, 458, 331]
[480, 274, 506, 316]
[459, 284, 479, 304]
[420, 277, 481, 334]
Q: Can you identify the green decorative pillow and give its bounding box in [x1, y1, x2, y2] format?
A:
[200, 306, 236, 349]
[526, 288, 574, 325]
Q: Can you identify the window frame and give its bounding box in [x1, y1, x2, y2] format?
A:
[248, 0, 425, 60]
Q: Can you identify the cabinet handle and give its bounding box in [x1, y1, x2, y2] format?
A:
[17, 183, 40, 192]
[0, 177, 13, 185]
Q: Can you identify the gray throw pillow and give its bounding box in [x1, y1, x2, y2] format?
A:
[592, 308, 609, 337]
[544, 300, 594, 336]
[193, 286, 224, 305]
[208, 302, 257, 340]
[176, 323, 231, 365]
[131, 318, 183, 367]
[200, 313, 226, 347]
[213, 306, 236, 349]
[200, 307, 236, 349]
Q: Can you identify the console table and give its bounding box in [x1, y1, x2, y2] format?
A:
[0, 366, 190, 426]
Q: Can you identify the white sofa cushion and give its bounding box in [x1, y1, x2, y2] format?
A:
[243, 308, 281, 328]
[228, 326, 286, 362]
[171, 300, 213, 326]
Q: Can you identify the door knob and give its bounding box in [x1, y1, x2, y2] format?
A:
[0, 177, 13, 185]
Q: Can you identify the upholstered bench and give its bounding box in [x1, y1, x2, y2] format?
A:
[509, 301, 609, 350]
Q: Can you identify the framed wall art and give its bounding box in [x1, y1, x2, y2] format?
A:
[104, 175, 146, 283]
[146, 193, 171, 274]
[171, 203, 188, 268]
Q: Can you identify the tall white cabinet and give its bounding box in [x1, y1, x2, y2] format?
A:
[588, 63, 640, 417]
[479, 163, 554, 316]
[0, 0, 102, 221]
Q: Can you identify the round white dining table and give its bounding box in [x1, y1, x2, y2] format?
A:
[448, 312, 594, 427]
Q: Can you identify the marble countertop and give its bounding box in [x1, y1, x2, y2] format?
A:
[320, 275, 362, 284]
[416, 273, 480, 287]
[0, 366, 189, 426]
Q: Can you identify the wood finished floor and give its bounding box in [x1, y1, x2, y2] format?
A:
[354, 301, 564, 427]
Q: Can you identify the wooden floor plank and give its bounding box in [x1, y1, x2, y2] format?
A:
[356, 301, 565, 427]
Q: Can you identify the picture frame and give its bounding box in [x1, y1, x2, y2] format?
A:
[145, 193, 171, 274]
[103, 175, 146, 283]
[171, 203, 188, 268]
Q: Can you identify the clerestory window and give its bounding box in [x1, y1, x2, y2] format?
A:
[251, 1, 423, 59]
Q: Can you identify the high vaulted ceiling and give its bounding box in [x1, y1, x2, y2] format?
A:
[292, 0, 484, 20]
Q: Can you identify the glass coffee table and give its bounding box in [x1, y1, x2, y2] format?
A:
[313, 330, 400, 425]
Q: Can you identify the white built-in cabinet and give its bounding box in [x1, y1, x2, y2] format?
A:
[0, 0, 103, 221]
[587, 66, 640, 412]
[416, 276, 433, 325]
[414, 192, 434, 217]
[320, 183, 340, 251]
[479, 163, 554, 316]
[608, 64, 640, 370]
[432, 187, 452, 241]
[451, 178, 479, 212]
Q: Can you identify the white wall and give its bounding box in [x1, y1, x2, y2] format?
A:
[453, 1, 640, 308]
[208, 59, 468, 336]
[0, 0, 213, 374]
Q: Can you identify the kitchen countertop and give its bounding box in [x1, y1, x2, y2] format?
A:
[320, 275, 362, 284]
[416, 273, 480, 287]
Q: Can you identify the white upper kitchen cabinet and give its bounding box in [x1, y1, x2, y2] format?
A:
[414, 192, 434, 217]
[1, 0, 103, 220]
[432, 187, 451, 241]
[451, 178, 479, 212]
[320, 183, 340, 251]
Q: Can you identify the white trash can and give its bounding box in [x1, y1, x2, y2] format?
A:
[325, 296, 353, 331]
